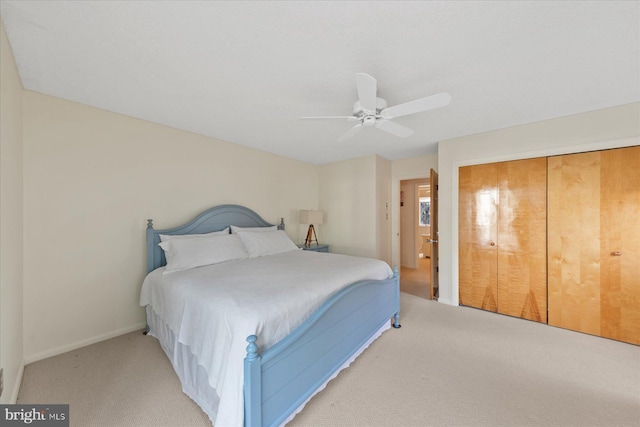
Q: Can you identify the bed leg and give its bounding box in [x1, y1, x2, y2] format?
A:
[392, 313, 401, 328]
[392, 266, 401, 328]
[143, 324, 149, 335]
[244, 335, 262, 427]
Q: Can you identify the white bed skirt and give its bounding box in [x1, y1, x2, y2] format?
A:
[146, 305, 220, 424]
[146, 305, 390, 426]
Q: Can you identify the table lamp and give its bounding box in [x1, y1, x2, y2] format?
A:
[300, 210, 323, 247]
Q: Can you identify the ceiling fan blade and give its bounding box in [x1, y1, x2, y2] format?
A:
[381, 92, 451, 119]
[356, 73, 377, 113]
[375, 119, 414, 138]
[337, 123, 363, 142]
[299, 116, 357, 120]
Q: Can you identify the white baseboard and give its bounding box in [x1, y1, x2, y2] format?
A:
[10, 360, 24, 404]
[24, 322, 147, 364]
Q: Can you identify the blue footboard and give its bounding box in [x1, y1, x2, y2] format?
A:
[244, 270, 400, 427]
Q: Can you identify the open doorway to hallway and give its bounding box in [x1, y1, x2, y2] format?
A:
[399, 178, 432, 299]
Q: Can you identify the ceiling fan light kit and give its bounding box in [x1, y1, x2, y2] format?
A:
[301, 73, 451, 142]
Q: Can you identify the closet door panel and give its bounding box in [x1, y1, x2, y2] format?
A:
[548, 152, 602, 336]
[497, 158, 547, 322]
[459, 163, 498, 311]
[599, 146, 640, 344]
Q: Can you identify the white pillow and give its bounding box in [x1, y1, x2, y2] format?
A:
[159, 227, 229, 242]
[159, 233, 248, 273]
[236, 230, 299, 257]
[230, 225, 277, 233]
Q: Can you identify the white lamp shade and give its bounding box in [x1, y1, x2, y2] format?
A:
[300, 210, 324, 225]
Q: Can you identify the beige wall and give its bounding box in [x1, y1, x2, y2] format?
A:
[375, 156, 391, 265]
[438, 102, 640, 306]
[319, 154, 391, 263]
[0, 18, 24, 403]
[319, 155, 377, 258]
[22, 92, 320, 361]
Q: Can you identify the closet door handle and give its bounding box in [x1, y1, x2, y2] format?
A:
[490, 242, 496, 246]
[611, 251, 622, 256]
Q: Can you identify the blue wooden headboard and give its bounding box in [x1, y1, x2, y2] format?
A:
[146, 204, 283, 273]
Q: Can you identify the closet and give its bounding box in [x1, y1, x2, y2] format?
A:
[548, 146, 640, 345]
[458, 157, 547, 323]
[459, 145, 640, 345]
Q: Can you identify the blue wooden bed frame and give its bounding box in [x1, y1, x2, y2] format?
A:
[145, 204, 400, 427]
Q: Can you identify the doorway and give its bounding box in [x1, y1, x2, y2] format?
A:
[399, 178, 432, 299]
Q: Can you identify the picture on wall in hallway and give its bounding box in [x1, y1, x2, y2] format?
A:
[419, 198, 430, 227]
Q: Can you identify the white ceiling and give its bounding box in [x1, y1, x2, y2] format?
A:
[1, 1, 638, 165]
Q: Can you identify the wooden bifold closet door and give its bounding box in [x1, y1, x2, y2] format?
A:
[548, 146, 640, 345]
[459, 162, 499, 312]
[459, 157, 547, 322]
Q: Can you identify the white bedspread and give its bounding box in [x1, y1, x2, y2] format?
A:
[139, 249, 392, 427]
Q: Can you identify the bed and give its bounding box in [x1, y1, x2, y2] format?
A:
[140, 204, 400, 427]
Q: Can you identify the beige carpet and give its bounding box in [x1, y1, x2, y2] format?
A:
[18, 293, 640, 427]
[400, 257, 431, 300]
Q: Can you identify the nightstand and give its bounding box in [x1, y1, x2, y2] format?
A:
[298, 244, 329, 253]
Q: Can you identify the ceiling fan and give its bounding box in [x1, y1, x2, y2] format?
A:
[300, 73, 451, 142]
